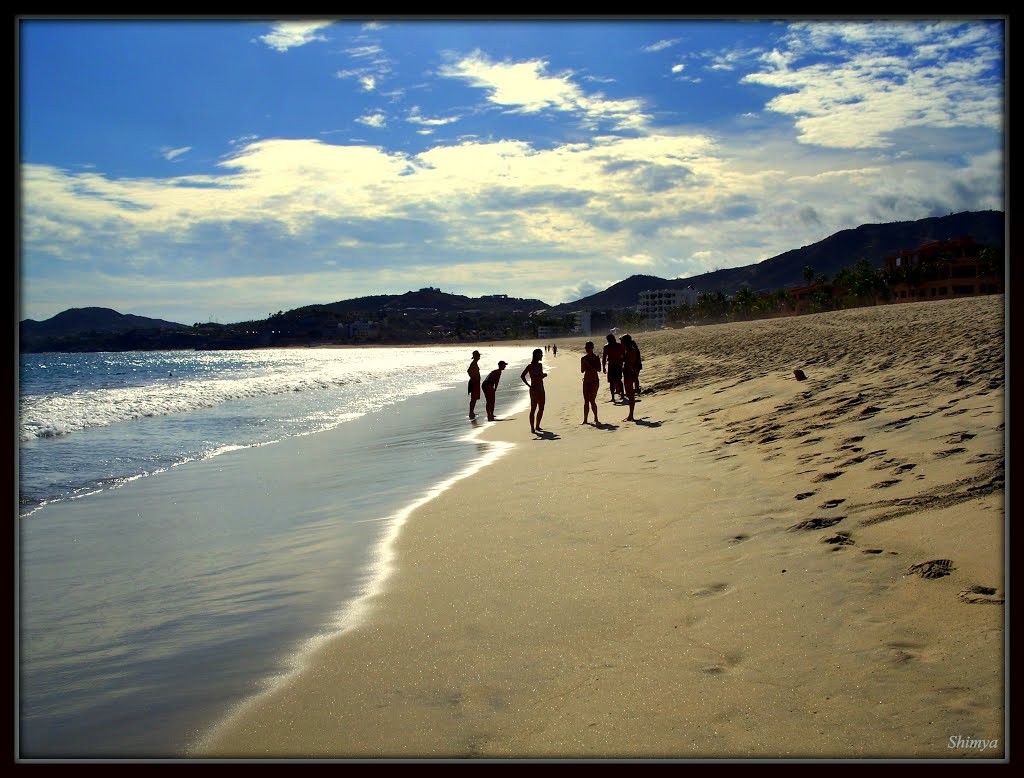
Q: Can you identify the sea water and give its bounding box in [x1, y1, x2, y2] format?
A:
[17, 346, 534, 759]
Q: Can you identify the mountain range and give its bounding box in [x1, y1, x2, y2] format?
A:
[550, 209, 1005, 312]
[19, 210, 1005, 343]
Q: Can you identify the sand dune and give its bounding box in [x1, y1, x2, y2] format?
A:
[197, 294, 1005, 760]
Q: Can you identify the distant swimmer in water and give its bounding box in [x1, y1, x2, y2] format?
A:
[521, 348, 547, 434]
[481, 360, 508, 421]
[580, 341, 601, 425]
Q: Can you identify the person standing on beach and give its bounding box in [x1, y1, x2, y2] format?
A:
[580, 341, 601, 425]
[481, 361, 508, 421]
[602, 333, 625, 402]
[521, 348, 548, 433]
[623, 335, 643, 395]
[467, 350, 482, 419]
[621, 334, 640, 421]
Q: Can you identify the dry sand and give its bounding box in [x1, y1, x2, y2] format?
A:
[196, 295, 1005, 760]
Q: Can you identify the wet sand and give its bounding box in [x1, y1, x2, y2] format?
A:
[196, 295, 1005, 760]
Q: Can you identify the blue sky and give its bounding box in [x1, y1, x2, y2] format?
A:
[18, 16, 1005, 325]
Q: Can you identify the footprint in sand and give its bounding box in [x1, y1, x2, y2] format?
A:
[728, 534, 749, 544]
[892, 464, 917, 474]
[812, 471, 845, 483]
[907, 559, 955, 579]
[861, 548, 884, 554]
[690, 582, 730, 598]
[886, 640, 925, 664]
[819, 498, 846, 509]
[946, 432, 976, 443]
[957, 585, 1004, 605]
[967, 452, 1001, 464]
[821, 532, 854, 546]
[934, 447, 967, 458]
[872, 479, 901, 489]
[790, 516, 846, 531]
[795, 491, 817, 500]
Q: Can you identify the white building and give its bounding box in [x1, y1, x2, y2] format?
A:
[638, 287, 698, 327]
[572, 310, 592, 336]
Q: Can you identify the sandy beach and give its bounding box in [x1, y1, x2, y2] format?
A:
[196, 295, 1005, 760]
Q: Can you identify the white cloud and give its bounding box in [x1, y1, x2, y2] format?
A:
[161, 146, 191, 162]
[671, 63, 685, 74]
[439, 50, 649, 132]
[406, 107, 460, 127]
[643, 38, 679, 53]
[742, 21, 1003, 149]
[347, 44, 384, 59]
[258, 21, 333, 52]
[21, 22, 1004, 322]
[356, 113, 387, 128]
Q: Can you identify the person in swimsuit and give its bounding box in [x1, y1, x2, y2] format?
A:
[481, 360, 507, 421]
[467, 350, 481, 419]
[602, 333, 625, 402]
[621, 334, 639, 421]
[520, 348, 547, 433]
[580, 341, 601, 425]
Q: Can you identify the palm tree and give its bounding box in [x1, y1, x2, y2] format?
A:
[730, 286, 760, 320]
[695, 290, 728, 321]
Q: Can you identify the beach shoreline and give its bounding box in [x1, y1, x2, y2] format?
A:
[196, 296, 1006, 761]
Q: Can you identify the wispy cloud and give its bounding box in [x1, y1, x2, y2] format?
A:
[643, 38, 679, 53]
[742, 21, 1004, 149]
[406, 107, 461, 127]
[257, 21, 333, 52]
[161, 146, 191, 162]
[440, 50, 649, 131]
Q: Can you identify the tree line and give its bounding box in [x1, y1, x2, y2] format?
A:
[659, 245, 1003, 328]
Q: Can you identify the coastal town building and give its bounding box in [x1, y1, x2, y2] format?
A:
[572, 310, 592, 336]
[638, 286, 698, 327]
[883, 236, 1003, 302]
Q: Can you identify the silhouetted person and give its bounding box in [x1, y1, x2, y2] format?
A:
[623, 335, 643, 395]
[602, 333, 625, 402]
[580, 341, 601, 425]
[621, 334, 640, 421]
[482, 361, 508, 421]
[467, 350, 482, 419]
[521, 348, 547, 433]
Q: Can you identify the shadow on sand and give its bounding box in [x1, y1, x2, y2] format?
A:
[631, 418, 662, 428]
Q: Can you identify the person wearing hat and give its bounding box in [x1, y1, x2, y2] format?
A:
[482, 360, 508, 421]
[467, 350, 482, 419]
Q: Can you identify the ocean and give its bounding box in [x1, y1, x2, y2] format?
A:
[17, 345, 535, 759]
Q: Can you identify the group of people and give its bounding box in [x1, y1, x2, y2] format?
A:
[466, 333, 642, 432]
[600, 333, 642, 421]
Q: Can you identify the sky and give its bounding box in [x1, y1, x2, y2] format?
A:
[17, 16, 1005, 325]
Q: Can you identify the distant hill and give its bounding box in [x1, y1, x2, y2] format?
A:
[18, 210, 1005, 350]
[551, 210, 1005, 311]
[19, 307, 189, 340]
[281, 287, 550, 320]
